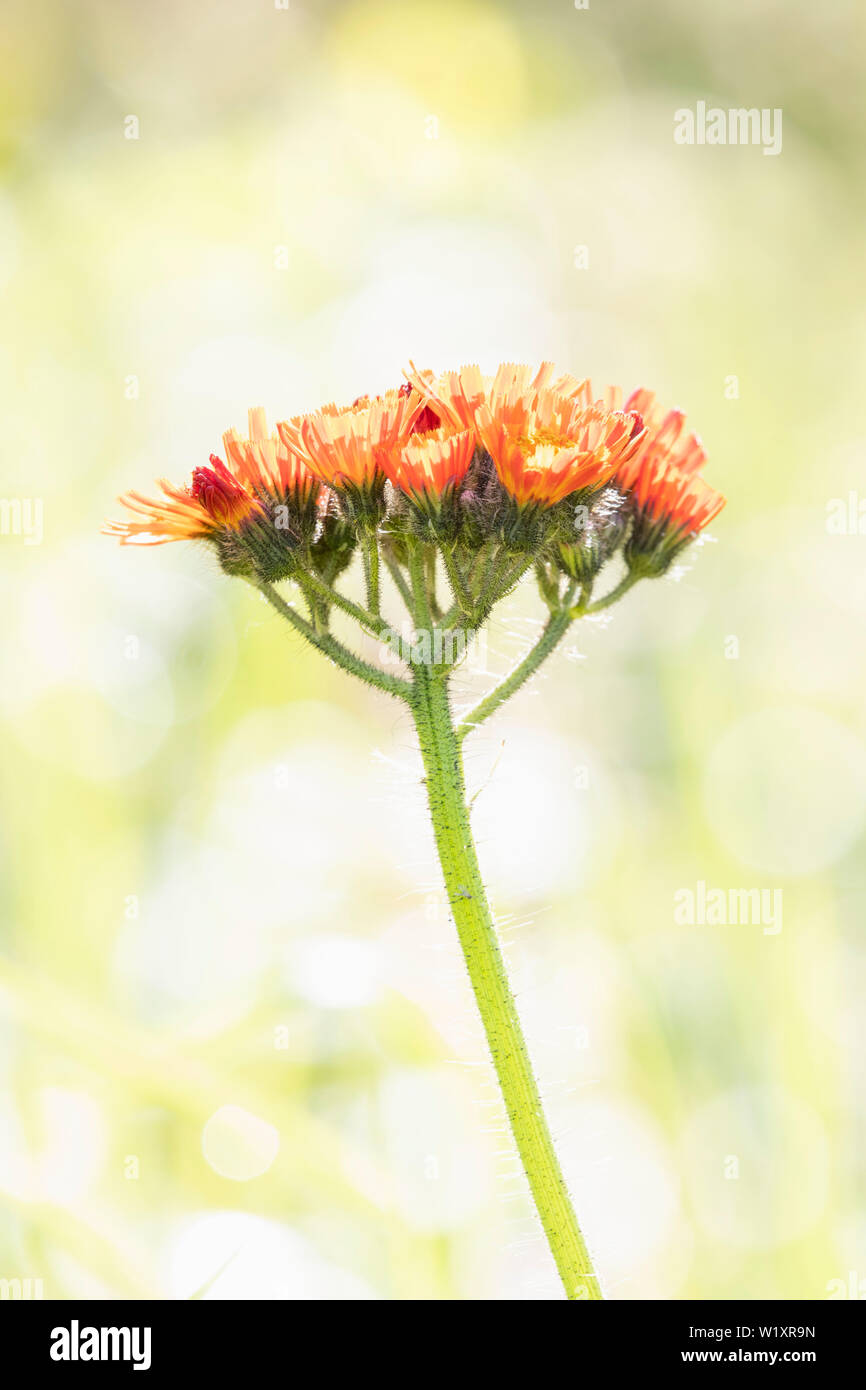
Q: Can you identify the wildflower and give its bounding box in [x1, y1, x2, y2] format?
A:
[222, 407, 319, 509]
[618, 389, 725, 573]
[104, 410, 323, 581]
[106, 360, 728, 1304]
[381, 427, 475, 535]
[103, 462, 259, 547]
[277, 387, 423, 518]
[404, 361, 558, 434]
[617, 389, 708, 491]
[478, 392, 643, 510]
[105, 362, 724, 585]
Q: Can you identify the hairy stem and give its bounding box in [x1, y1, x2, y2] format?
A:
[362, 528, 381, 617]
[258, 581, 409, 700]
[425, 546, 442, 620]
[382, 542, 415, 615]
[474, 554, 535, 626]
[298, 567, 389, 639]
[411, 666, 601, 1300]
[578, 571, 640, 616]
[406, 538, 434, 631]
[440, 542, 473, 619]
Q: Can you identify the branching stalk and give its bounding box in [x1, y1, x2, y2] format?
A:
[298, 567, 389, 639]
[579, 571, 640, 616]
[257, 581, 409, 700]
[261, 561, 605, 1300]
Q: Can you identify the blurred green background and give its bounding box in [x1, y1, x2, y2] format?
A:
[1, 0, 865, 1300]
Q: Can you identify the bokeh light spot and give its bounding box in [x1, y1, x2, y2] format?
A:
[202, 1105, 280, 1182]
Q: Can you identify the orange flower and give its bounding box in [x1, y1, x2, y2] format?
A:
[617, 389, 708, 492]
[632, 464, 725, 537]
[223, 407, 319, 503]
[104, 460, 259, 546]
[617, 388, 724, 540]
[104, 409, 314, 549]
[277, 388, 421, 492]
[401, 363, 643, 509]
[478, 391, 644, 508]
[381, 428, 475, 506]
[404, 361, 562, 435]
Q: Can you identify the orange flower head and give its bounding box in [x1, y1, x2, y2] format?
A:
[104, 409, 317, 582]
[478, 390, 644, 509]
[190, 455, 263, 528]
[618, 389, 708, 492]
[381, 427, 475, 509]
[402, 363, 642, 512]
[103, 479, 216, 546]
[277, 387, 421, 496]
[222, 407, 319, 504]
[104, 453, 262, 547]
[403, 360, 562, 435]
[619, 389, 725, 571]
[632, 463, 725, 538]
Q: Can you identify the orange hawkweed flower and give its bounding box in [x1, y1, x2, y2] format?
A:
[617, 388, 725, 573]
[478, 391, 644, 509]
[103, 410, 318, 580]
[223, 407, 319, 504]
[402, 362, 643, 510]
[190, 456, 264, 528]
[381, 428, 475, 507]
[617, 389, 708, 492]
[277, 388, 421, 494]
[632, 466, 725, 536]
[104, 458, 260, 546]
[404, 361, 562, 435]
[617, 388, 724, 540]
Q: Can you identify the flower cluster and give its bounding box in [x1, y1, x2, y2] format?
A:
[105, 363, 725, 592]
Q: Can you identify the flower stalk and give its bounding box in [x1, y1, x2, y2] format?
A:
[105, 361, 726, 1300]
[410, 662, 601, 1299]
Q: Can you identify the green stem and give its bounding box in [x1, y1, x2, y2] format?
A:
[382, 543, 415, 614]
[406, 538, 434, 631]
[440, 542, 473, 618]
[535, 561, 561, 611]
[362, 528, 381, 617]
[457, 587, 578, 742]
[579, 571, 640, 616]
[425, 546, 442, 620]
[471, 543, 505, 620]
[410, 666, 601, 1300]
[298, 568, 389, 639]
[258, 581, 409, 701]
[474, 553, 535, 626]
